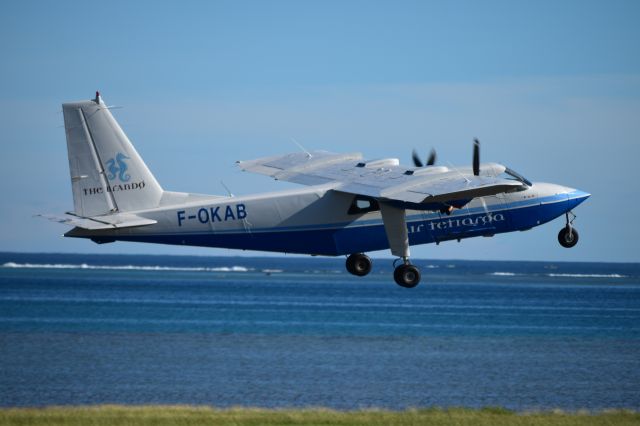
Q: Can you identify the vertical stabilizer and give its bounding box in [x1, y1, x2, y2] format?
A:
[62, 93, 163, 217]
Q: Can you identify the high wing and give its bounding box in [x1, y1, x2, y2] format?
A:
[237, 151, 524, 209]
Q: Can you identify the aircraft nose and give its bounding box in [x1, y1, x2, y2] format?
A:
[566, 188, 591, 209]
[532, 183, 590, 209]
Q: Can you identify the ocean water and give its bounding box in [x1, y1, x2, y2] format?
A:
[1, 252, 639, 410]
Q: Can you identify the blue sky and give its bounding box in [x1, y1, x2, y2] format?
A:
[1, 0, 639, 262]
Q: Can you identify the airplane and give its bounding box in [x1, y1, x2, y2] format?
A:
[42, 92, 590, 288]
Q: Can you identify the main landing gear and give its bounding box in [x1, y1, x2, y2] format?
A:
[346, 253, 372, 276]
[347, 202, 423, 288]
[558, 211, 579, 248]
[393, 258, 421, 288]
[346, 253, 422, 288]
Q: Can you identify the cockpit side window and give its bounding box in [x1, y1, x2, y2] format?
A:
[504, 167, 532, 187]
[348, 196, 380, 215]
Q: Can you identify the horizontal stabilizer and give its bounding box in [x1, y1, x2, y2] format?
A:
[38, 212, 157, 230]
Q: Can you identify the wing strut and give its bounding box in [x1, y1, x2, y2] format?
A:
[379, 202, 410, 259]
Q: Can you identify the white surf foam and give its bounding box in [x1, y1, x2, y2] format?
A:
[1, 262, 250, 273]
[546, 273, 626, 278]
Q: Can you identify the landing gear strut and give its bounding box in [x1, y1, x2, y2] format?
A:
[558, 211, 579, 248]
[393, 258, 421, 288]
[346, 253, 372, 276]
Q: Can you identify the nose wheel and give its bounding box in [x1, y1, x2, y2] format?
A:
[558, 211, 579, 248]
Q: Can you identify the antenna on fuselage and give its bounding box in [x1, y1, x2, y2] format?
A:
[447, 161, 471, 183]
[291, 137, 312, 158]
[220, 180, 234, 197]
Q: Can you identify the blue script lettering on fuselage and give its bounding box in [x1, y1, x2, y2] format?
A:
[429, 212, 505, 231]
[408, 212, 506, 234]
[177, 204, 247, 227]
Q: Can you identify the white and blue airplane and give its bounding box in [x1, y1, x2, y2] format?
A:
[44, 92, 590, 287]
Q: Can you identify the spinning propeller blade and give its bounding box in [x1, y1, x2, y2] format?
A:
[473, 139, 480, 176]
[426, 149, 437, 166]
[411, 149, 423, 167]
[412, 148, 437, 167]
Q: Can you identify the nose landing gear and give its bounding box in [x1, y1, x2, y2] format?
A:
[558, 211, 579, 248]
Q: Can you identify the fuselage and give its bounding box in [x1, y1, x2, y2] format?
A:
[66, 180, 590, 256]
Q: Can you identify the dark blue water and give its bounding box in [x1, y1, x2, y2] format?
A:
[1, 252, 639, 410]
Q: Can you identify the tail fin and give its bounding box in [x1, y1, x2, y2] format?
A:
[62, 92, 163, 217]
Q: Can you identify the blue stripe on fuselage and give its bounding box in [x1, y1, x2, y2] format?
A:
[110, 194, 578, 255]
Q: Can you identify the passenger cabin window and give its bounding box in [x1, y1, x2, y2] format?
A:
[348, 196, 380, 215]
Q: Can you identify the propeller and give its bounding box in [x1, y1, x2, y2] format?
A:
[427, 149, 437, 166]
[411, 149, 423, 167]
[412, 148, 437, 168]
[473, 138, 480, 176]
[412, 140, 477, 174]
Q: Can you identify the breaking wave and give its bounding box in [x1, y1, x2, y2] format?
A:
[546, 273, 627, 278]
[488, 271, 627, 279]
[1, 262, 250, 273]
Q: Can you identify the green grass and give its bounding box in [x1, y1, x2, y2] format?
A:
[1, 406, 639, 426]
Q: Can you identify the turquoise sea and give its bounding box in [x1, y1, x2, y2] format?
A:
[1, 252, 639, 410]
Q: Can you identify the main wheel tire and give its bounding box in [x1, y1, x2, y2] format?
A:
[346, 253, 372, 276]
[558, 226, 579, 248]
[393, 264, 421, 288]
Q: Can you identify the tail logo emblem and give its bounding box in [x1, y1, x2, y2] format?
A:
[106, 152, 131, 182]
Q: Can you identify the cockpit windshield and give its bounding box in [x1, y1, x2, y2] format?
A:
[503, 167, 532, 187]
